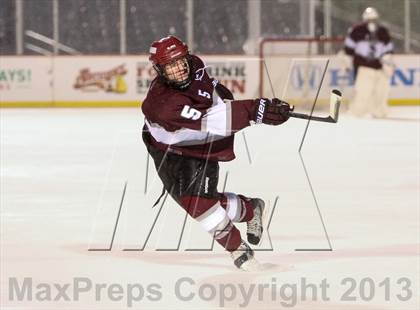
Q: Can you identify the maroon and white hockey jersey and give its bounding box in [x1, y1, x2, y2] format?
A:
[141, 55, 256, 161]
[344, 22, 393, 71]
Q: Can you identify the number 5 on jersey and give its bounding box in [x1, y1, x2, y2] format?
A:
[181, 105, 202, 120]
[198, 89, 210, 99]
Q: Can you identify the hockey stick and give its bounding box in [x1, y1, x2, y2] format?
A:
[288, 89, 342, 123]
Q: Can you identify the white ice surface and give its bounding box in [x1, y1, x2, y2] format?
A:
[1, 107, 419, 309]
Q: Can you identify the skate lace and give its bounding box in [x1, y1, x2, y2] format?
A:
[247, 215, 260, 233]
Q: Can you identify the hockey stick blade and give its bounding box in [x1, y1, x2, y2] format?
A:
[330, 89, 342, 122]
[288, 89, 342, 123]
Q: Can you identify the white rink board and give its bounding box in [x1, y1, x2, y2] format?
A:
[53, 56, 139, 102]
[0, 56, 260, 104]
[0, 57, 53, 101]
[1, 55, 419, 105]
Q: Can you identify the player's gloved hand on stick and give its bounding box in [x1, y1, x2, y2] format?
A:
[254, 98, 293, 125]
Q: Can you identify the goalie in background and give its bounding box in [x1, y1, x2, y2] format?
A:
[342, 7, 395, 118]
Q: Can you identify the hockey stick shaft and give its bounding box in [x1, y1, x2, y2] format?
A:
[288, 112, 336, 123]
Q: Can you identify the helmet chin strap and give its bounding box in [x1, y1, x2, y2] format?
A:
[175, 79, 192, 90]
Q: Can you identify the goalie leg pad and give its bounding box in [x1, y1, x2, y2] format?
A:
[350, 67, 376, 117]
[371, 70, 390, 118]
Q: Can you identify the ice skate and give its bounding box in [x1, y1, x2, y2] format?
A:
[246, 198, 265, 245]
[231, 240, 260, 271]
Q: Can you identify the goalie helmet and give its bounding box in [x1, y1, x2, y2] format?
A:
[149, 36, 192, 89]
[362, 7, 379, 21]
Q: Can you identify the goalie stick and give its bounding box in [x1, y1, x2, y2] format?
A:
[288, 89, 342, 123]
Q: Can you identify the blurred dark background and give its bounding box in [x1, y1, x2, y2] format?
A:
[0, 0, 419, 55]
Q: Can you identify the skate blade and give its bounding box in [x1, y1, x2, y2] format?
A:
[239, 257, 262, 272]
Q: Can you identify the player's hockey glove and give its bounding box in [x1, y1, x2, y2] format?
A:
[254, 98, 292, 125]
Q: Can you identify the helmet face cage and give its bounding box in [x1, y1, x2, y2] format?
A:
[161, 57, 191, 88]
[149, 36, 192, 89]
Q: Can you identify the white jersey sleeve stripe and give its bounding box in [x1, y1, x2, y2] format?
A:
[382, 42, 394, 54]
[355, 41, 370, 58]
[145, 119, 226, 146]
[225, 99, 232, 135]
[202, 96, 233, 137]
[353, 41, 394, 59]
[344, 36, 357, 49]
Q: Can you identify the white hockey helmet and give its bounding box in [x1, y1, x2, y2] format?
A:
[362, 7, 379, 21]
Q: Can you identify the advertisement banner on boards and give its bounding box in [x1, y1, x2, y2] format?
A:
[53, 56, 139, 103]
[0, 55, 418, 107]
[202, 56, 260, 99]
[0, 57, 52, 102]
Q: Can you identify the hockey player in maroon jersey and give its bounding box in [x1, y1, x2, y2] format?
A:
[343, 7, 394, 117]
[141, 36, 292, 271]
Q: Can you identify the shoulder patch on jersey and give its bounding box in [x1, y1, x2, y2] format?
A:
[195, 66, 210, 81]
